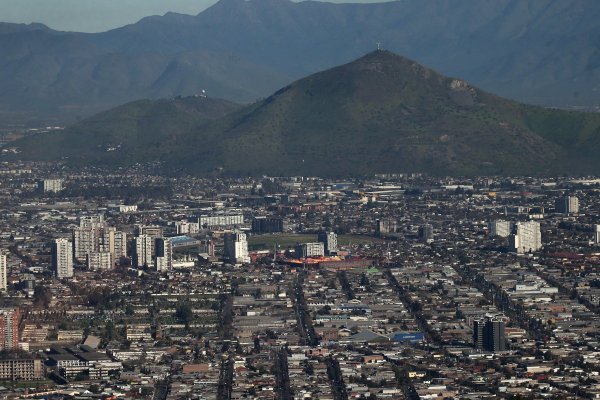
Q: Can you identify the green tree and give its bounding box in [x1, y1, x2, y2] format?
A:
[104, 320, 116, 342]
[33, 286, 52, 308]
[175, 301, 193, 329]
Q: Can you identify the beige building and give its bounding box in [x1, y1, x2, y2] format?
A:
[0, 358, 44, 380]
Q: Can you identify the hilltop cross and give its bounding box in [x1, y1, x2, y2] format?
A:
[376, 42, 382, 50]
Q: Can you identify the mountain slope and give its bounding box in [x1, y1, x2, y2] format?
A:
[180, 51, 600, 176]
[1, 0, 600, 126]
[0, 23, 288, 126]
[14, 96, 241, 165]
[12, 51, 600, 176]
[93, 0, 600, 107]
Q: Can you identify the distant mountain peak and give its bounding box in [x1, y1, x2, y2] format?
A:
[350, 50, 437, 72]
[1, 0, 600, 129]
[306, 49, 451, 96]
[0, 22, 51, 34]
[203, 0, 294, 12]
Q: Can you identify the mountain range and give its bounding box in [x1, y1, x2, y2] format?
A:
[12, 51, 600, 176]
[1, 0, 600, 126]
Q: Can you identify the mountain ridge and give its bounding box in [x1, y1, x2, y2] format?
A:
[1, 0, 600, 127]
[11, 50, 600, 177]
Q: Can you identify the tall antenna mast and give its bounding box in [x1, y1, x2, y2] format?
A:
[376, 42, 382, 51]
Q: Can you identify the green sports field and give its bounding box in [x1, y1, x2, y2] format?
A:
[248, 233, 383, 251]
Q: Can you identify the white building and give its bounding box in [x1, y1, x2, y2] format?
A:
[111, 231, 127, 262]
[595, 224, 600, 245]
[134, 225, 163, 257]
[38, 179, 63, 193]
[489, 220, 511, 238]
[175, 220, 200, 235]
[75, 222, 126, 267]
[73, 215, 106, 262]
[87, 252, 113, 271]
[555, 196, 579, 214]
[79, 214, 105, 229]
[73, 227, 97, 262]
[223, 232, 250, 264]
[154, 238, 173, 271]
[99, 227, 127, 265]
[510, 221, 542, 254]
[109, 204, 138, 213]
[52, 238, 73, 278]
[134, 235, 153, 268]
[418, 224, 434, 243]
[199, 214, 244, 229]
[318, 231, 338, 255]
[0, 309, 19, 350]
[295, 242, 325, 258]
[0, 253, 6, 291]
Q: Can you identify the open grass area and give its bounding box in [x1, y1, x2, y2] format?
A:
[248, 233, 383, 250]
[0, 380, 54, 389]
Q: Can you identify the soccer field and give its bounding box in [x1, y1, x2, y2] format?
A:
[247, 233, 383, 250]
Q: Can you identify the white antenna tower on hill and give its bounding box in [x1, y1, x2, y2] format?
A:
[376, 42, 382, 51]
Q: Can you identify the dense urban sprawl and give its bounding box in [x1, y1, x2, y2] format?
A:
[1, 162, 600, 399]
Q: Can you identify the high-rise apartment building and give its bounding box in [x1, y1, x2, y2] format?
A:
[0, 358, 44, 381]
[472, 318, 485, 350]
[154, 238, 173, 271]
[488, 220, 511, 237]
[201, 239, 215, 257]
[73, 214, 105, 262]
[0, 253, 6, 291]
[73, 226, 96, 262]
[112, 231, 128, 262]
[418, 224, 434, 243]
[87, 252, 114, 271]
[376, 219, 397, 236]
[295, 242, 325, 258]
[135, 225, 163, 257]
[555, 196, 579, 214]
[318, 231, 338, 255]
[98, 227, 127, 266]
[252, 217, 284, 233]
[0, 308, 20, 350]
[73, 215, 126, 268]
[80, 214, 105, 228]
[98, 226, 116, 255]
[52, 238, 73, 278]
[134, 235, 153, 268]
[37, 179, 63, 193]
[473, 317, 506, 353]
[175, 220, 200, 235]
[510, 221, 542, 254]
[199, 214, 244, 230]
[223, 232, 250, 264]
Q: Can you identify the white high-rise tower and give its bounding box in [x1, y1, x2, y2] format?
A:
[0, 253, 7, 291]
[510, 221, 542, 254]
[223, 232, 250, 264]
[134, 235, 153, 268]
[52, 238, 73, 278]
[155, 237, 173, 271]
[489, 220, 511, 238]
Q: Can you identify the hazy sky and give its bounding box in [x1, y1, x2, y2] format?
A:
[0, 0, 387, 33]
